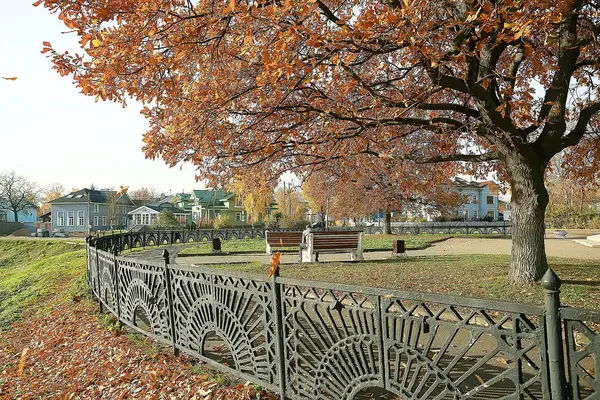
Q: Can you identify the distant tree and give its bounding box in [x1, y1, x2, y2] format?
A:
[157, 209, 179, 227]
[39, 183, 64, 215]
[0, 171, 39, 222]
[274, 186, 308, 223]
[303, 158, 462, 233]
[228, 174, 274, 225]
[130, 187, 160, 205]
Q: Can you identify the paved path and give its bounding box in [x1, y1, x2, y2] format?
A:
[176, 236, 600, 266]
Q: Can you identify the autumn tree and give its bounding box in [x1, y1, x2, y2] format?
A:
[225, 173, 273, 225]
[39, 0, 600, 283]
[274, 184, 308, 227]
[0, 171, 39, 222]
[303, 157, 462, 233]
[40, 183, 64, 215]
[130, 187, 160, 205]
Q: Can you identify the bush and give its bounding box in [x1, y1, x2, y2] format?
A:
[263, 214, 278, 229]
[278, 216, 308, 229]
[213, 215, 232, 229]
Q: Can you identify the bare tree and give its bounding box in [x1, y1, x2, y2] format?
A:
[0, 171, 39, 222]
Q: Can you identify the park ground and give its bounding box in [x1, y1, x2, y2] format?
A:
[0, 238, 274, 399]
[1, 232, 599, 398]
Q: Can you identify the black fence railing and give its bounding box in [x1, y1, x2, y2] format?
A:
[364, 221, 512, 235]
[86, 231, 598, 400]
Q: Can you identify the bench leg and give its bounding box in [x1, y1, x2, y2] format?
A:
[301, 248, 312, 263]
[351, 249, 364, 261]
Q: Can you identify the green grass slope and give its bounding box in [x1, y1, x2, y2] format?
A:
[0, 239, 87, 330]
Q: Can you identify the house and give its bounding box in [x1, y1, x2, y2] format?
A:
[128, 204, 191, 227]
[0, 199, 38, 223]
[189, 189, 275, 226]
[454, 178, 501, 221]
[49, 188, 136, 234]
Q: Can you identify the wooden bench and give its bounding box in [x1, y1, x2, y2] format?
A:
[265, 230, 303, 254]
[301, 231, 364, 262]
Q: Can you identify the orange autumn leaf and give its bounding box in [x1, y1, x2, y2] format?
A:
[18, 348, 29, 377]
[268, 252, 281, 279]
[1, 77, 17, 81]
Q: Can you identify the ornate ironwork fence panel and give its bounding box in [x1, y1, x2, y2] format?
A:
[169, 266, 279, 391]
[562, 308, 600, 400]
[86, 230, 599, 400]
[278, 278, 548, 399]
[116, 257, 171, 341]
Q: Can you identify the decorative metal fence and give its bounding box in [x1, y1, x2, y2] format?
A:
[365, 222, 512, 235]
[86, 232, 598, 400]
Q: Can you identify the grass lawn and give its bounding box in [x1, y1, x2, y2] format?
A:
[202, 254, 600, 310]
[0, 239, 88, 330]
[178, 234, 456, 255]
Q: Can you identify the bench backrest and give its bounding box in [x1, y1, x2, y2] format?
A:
[312, 231, 362, 251]
[266, 231, 303, 246]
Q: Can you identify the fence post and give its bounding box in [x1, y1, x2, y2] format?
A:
[112, 243, 122, 319]
[95, 240, 103, 314]
[271, 267, 287, 400]
[542, 268, 568, 400]
[163, 249, 179, 356]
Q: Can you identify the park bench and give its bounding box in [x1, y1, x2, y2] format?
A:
[266, 230, 303, 254]
[301, 231, 364, 262]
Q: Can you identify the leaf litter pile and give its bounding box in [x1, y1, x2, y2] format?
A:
[0, 299, 275, 399]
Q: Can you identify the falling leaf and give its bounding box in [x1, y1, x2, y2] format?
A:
[475, 374, 485, 385]
[18, 348, 29, 377]
[1, 77, 18, 81]
[268, 252, 281, 278]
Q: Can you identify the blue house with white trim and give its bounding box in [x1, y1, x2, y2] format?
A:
[454, 178, 500, 221]
[0, 199, 38, 223]
[50, 188, 135, 234]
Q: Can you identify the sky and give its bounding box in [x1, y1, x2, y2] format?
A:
[0, 1, 200, 194]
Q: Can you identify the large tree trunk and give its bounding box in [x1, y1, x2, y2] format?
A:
[505, 156, 549, 284]
[12, 210, 18, 222]
[384, 211, 392, 234]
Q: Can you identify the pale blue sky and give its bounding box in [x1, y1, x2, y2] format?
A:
[0, 1, 200, 194]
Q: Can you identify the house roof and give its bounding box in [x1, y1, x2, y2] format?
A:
[128, 205, 191, 215]
[191, 189, 229, 204]
[50, 189, 135, 205]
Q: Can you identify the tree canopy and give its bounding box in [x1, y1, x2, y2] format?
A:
[38, 0, 600, 283]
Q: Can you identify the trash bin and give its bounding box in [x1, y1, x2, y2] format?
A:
[393, 240, 405, 256]
[212, 238, 222, 252]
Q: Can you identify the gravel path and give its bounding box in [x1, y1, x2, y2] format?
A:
[174, 236, 600, 266]
[408, 237, 600, 260]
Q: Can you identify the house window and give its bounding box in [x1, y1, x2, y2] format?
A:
[94, 204, 99, 213]
[67, 211, 75, 226]
[101, 216, 107, 226]
[150, 214, 157, 224]
[142, 214, 149, 225]
[0, 212, 7, 222]
[77, 211, 84, 226]
[57, 211, 65, 226]
[235, 212, 241, 221]
[472, 210, 478, 219]
[235, 197, 242, 207]
[94, 216, 99, 226]
[486, 210, 495, 219]
[487, 196, 494, 205]
[135, 214, 141, 225]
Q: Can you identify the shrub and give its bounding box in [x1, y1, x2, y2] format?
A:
[213, 215, 232, 229]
